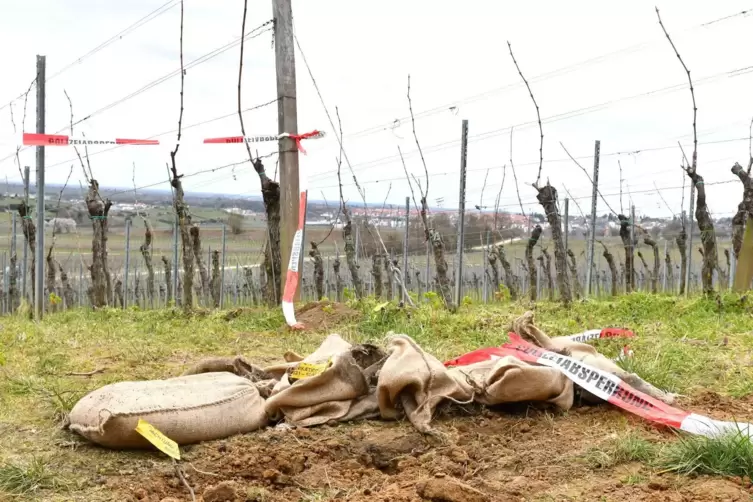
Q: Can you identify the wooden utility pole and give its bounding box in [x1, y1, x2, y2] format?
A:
[273, 0, 301, 301]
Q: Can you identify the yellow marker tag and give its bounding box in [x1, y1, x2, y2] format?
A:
[134, 419, 180, 460]
[290, 358, 332, 380]
[373, 301, 389, 312]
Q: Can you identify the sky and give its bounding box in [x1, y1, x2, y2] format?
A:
[0, 0, 752, 221]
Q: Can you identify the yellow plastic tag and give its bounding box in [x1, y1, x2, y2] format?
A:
[135, 419, 181, 460]
[290, 358, 332, 380]
[373, 302, 390, 312]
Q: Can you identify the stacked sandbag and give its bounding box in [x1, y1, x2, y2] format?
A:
[68, 372, 268, 448]
[514, 311, 676, 404]
[446, 355, 574, 410]
[377, 335, 472, 433]
[67, 311, 674, 448]
[264, 334, 386, 427]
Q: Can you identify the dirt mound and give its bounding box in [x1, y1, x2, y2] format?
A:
[294, 301, 360, 331]
[685, 391, 753, 419]
[106, 407, 749, 502]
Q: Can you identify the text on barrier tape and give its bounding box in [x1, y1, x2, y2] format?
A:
[445, 333, 753, 440]
[558, 328, 635, 343]
[203, 130, 325, 154]
[23, 133, 159, 146]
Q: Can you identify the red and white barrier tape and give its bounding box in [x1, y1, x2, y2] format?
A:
[23, 133, 159, 146]
[558, 328, 634, 343]
[21, 130, 327, 150]
[278, 131, 323, 329]
[203, 130, 325, 153]
[204, 129, 325, 329]
[27, 127, 325, 329]
[445, 334, 753, 440]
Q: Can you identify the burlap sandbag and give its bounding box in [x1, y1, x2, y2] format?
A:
[377, 335, 472, 434]
[69, 372, 268, 449]
[264, 334, 382, 426]
[513, 311, 676, 404]
[181, 355, 274, 381]
[447, 356, 574, 409]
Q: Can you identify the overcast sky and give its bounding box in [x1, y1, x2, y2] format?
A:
[0, 0, 752, 220]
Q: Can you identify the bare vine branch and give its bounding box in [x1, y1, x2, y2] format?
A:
[653, 181, 675, 216]
[492, 164, 506, 237]
[399, 146, 421, 216]
[48, 166, 74, 253]
[507, 42, 543, 187]
[562, 184, 589, 233]
[560, 141, 617, 215]
[336, 108, 347, 208]
[9, 75, 36, 181]
[748, 115, 753, 175]
[335, 107, 364, 299]
[238, 0, 256, 168]
[170, 0, 185, 171]
[477, 168, 490, 211]
[64, 90, 93, 183]
[314, 191, 341, 246]
[618, 160, 624, 214]
[407, 74, 430, 198]
[509, 127, 526, 218]
[656, 7, 697, 174]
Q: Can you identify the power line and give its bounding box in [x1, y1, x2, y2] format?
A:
[309, 135, 751, 192]
[102, 151, 278, 197]
[48, 0, 181, 83]
[0, 0, 180, 114]
[64, 20, 274, 130]
[0, 97, 279, 174]
[343, 7, 753, 140]
[307, 64, 753, 181]
[0, 21, 275, 167]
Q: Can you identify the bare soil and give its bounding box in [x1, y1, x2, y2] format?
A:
[95, 393, 753, 502]
[295, 301, 360, 332]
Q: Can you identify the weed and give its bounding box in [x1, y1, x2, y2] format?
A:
[621, 473, 646, 485]
[0, 457, 60, 497]
[659, 430, 753, 479]
[583, 432, 658, 469]
[35, 353, 68, 376]
[3, 375, 42, 396]
[41, 384, 87, 423]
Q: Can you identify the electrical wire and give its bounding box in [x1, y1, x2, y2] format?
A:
[343, 7, 753, 140]
[308, 135, 751, 192]
[65, 20, 274, 130]
[0, 0, 181, 113]
[308, 64, 753, 182]
[31, 98, 278, 174]
[0, 21, 275, 167]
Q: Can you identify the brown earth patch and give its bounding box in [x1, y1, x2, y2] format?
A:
[98, 405, 751, 502]
[294, 301, 360, 331]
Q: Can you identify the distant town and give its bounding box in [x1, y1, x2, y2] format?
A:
[0, 181, 733, 241]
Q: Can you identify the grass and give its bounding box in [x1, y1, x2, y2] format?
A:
[660, 431, 753, 479]
[583, 431, 659, 469]
[3, 293, 753, 499]
[0, 457, 62, 498]
[583, 426, 753, 482]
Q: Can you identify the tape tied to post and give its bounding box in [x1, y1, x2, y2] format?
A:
[204, 129, 324, 329]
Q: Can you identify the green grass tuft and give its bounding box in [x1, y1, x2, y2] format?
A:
[659, 431, 753, 479]
[583, 432, 659, 469]
[0, 457, 61, 497]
